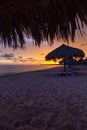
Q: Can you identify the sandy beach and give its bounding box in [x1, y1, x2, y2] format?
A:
[0, 65, 87, 130]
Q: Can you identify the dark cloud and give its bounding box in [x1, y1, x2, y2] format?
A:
[40, 53, 45, 55]
[26, 57, 37, 62]
[18, 56, 23, 59]
[26, 57, 33, 60]
[0, 53, 38, 63]
[0, 53, 15, 59]
[12, 56, 37, 63]
[19, 59, 27, 63]
[81, 43, 87, 46]
[13, 57, 18, 62]
[18, 56, 27, 62]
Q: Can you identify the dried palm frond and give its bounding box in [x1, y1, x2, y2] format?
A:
[0, 0, 87, 48]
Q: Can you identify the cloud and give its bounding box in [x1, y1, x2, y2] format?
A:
[19, 59, 27, 63]
[0, 53, 39, 64]
[26, 57, 37, 62]
[0, 53, 15, 60]
[26, 57, 33, 60]
[18, 56, 23, 59]
[13, 57, 18, 62]
[40, 53, 45, 55]
[12, 56, 38, 63]
[24, 37, 34, 43]
[81, 43, 87, 46]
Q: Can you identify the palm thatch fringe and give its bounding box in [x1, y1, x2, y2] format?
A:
[0, 0, 87, 48]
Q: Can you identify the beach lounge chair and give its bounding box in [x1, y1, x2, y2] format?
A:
[53, 66, 76, 76]
[53, 71, 73, 76]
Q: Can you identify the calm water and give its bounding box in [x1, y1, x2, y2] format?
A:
[0, 64, 60, 76]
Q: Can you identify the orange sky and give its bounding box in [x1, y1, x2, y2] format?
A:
[0, 30, 87, 64]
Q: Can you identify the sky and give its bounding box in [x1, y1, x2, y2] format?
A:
[0, 29, 87, 65]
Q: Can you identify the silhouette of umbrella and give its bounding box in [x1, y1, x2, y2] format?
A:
[45, 44, 85, 72]
[0, 0, 87, 48]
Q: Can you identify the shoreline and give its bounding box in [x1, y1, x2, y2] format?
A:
[0, 64, 62, 77]
[0, 65, 63, 77]
[0, 64, 86, 78]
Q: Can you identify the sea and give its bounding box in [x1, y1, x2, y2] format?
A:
[0, 64, 60, 76]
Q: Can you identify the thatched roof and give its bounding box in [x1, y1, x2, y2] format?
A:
[0, 0, 87, 48]
[45, 44, 85, 61]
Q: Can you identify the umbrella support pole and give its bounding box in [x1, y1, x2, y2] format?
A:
[64, 58, 66, 72]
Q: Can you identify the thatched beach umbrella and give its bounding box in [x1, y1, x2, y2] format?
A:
[45, 44, 85, 72]
[0, 0, 87, 48]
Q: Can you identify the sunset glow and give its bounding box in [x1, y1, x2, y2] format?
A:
[0, 31, 87, 65]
